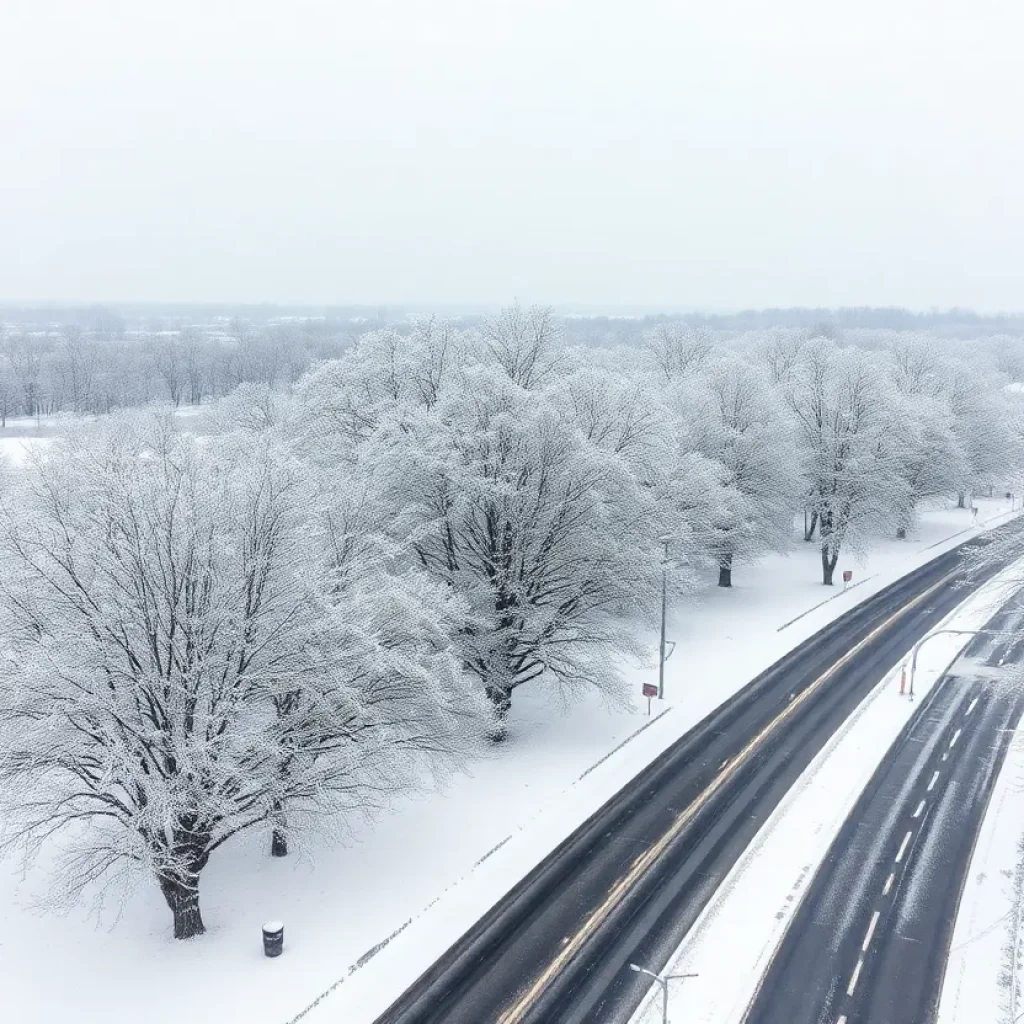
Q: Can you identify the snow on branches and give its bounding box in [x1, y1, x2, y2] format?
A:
[1, 308, 1021, 938]
[0, 412, 482, 937]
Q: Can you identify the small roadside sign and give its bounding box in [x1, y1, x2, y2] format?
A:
[842, 570, 853, 586]
[642, 682, 658, 715]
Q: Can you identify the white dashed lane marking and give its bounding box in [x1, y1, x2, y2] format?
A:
[862, 910, 880, 952]
[847, 958, 864, 996]
[895, 831, 913, 864]
[834, 697, 976, 1024]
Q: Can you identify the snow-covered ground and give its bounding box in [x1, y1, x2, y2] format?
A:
[0, 495, 1017, 1023]
[0, 435, 53, 465]
[0, 407, 211, 467]
[938, 683, 1024, 1024]
[628, 554, 1024, 1024]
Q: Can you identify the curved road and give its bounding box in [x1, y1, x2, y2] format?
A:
[374, 521, 1024, 1024]
[744, 598, 1024, 1024]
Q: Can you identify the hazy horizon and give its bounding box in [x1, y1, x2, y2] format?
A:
[3, 0, 1023, 310]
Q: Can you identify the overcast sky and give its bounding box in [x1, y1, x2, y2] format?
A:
[2, 0, 1023, 311]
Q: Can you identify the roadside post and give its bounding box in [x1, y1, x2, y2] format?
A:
[642, 682, 658, 715]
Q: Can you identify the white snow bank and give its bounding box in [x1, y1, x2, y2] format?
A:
[0, 497, 1017, 1024]
[628, 557, 1024, 1024]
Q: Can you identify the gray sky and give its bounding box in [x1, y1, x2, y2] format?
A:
[2, 0, 1023, 310]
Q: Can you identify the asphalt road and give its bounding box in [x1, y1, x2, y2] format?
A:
[374, 521, 1024, 1024]
[744, 595, 1024, 1024]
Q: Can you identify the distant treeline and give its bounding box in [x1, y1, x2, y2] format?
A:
[3, 304, 1023, 335]
[0, 318, 356, 422]
[3, 305, 1024, 425]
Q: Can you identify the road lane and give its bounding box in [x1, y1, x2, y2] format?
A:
[374, 522, 1024, 1024]
[744, 608, 1024, 1024]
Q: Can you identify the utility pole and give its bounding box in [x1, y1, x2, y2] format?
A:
[659, 537, 669, 699]
[629, 963, 698, 1024]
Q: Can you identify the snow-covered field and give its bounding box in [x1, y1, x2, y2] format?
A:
[0, 407, 202, 465]
[0, 494, 1012, 1024]
[0, 435, 53, 465]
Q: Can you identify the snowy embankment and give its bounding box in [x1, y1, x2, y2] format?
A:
[938, 687, 1024, 1024]
[0, 496, 1015, 1024]
[628, 552, 1024, 1024]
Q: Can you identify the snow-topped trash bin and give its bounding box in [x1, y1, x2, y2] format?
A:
[262, 920, 284, 958]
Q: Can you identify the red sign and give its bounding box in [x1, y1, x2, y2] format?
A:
[842, 570, 853, 583]
[642, 683, 658, 698]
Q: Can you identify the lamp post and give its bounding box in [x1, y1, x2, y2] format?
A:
[657, 537, 679, 699]
[658, 537, 669, 699]
[629, 963, 698, 1024]
[907, 627, 1012, 698]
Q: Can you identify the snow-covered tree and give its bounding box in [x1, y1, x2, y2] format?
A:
[556, 348, 728, 587]
[478, 304, 564, 389]
[151, 332, 185, 407]
[946, 362, 1018, 502]
[670, 354, 805, 586]
[0, 346, 16, 427]
[206, 380, 292, 435]
[890, 392, 967, 537]
[297, 318, 465, 461]
[785, 341, 907, 584]
[0, 413, 482, 938]
[557, 348, 674, 485]
[644, 323, 714, 382]
[356, 360, 674, 735]
[760, 329, 810, 380]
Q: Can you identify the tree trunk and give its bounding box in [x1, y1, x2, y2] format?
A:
[821, 544, 839, 586]
[958, 491, 966, 508]
[486, 684, 513, 742]
[804, 511, 818, 542]
[158, 873, 205, 940]
[271, 800, 288, 857]
[718, 552, 733, 588]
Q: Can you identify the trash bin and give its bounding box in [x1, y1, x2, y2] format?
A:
[262, 920, 284, 958]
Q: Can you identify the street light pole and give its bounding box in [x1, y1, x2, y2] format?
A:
[658, 537, 669, 699]
[628, 964, 698, 1024]
[907, 627, 1012, 697]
